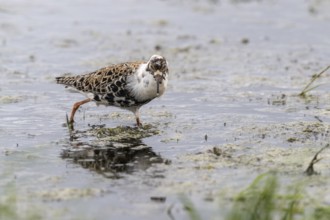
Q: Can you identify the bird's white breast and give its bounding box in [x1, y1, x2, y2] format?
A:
[126, 64, 168, 102]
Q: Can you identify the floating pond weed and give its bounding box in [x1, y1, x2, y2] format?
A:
[299, 66, 330, 98]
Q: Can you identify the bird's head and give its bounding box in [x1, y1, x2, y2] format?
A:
[146, 55, 169, 95]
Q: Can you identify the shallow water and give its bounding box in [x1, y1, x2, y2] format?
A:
[1, 0, 330, 219]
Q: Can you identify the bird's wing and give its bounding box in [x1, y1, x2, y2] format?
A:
[56, 61, 144, 94]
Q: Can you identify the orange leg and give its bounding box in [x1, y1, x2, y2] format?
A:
[134, 108, 142, 127]
[69, 98, 91, 124]
[136, 117, 142, 127]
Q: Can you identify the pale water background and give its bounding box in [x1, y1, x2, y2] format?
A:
[1, 0, 330, 219]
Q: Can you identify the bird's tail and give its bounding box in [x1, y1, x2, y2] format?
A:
[55, 75, 77, 86]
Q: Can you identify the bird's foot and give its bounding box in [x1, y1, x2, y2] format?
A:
[135, 117, 143, 128]
[66, 114, 75, 131]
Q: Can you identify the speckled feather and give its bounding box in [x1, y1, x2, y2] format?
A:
[56, 61, 148, 107]
[56, 54, 169, 126]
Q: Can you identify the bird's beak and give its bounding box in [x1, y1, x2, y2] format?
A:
[154, 60, 161, 69]
[154, 71, 163, 96]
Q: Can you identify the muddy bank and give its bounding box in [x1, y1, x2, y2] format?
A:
[1, 0, 330, 219]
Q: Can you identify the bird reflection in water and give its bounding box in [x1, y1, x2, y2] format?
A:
[61, 125, 170, 178]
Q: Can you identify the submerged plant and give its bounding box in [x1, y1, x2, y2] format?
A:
[66, 113, 74, 131]
[227, 173, 304, 220]
[181, 172, 330, 220]
[299, 65, 330, 98]
[305, 144, 329, 176]
[228, 173, 279, 220]
[181, 173, 305, 220]
[312, 207, 330, 220]
[180, 194, 202, 220]
[0, 182, 43, 220]
[0, 182, 17, 220]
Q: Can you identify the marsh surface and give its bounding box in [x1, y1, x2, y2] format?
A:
[1, 0, 330, 219]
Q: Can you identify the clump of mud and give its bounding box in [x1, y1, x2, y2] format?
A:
[90, 124, 161, 142]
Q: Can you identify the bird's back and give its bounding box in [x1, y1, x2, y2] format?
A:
[56, 61, 144, 94]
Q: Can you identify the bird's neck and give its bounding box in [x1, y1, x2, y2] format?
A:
[127, 64, 167, 102]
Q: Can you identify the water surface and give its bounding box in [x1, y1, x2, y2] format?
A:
[1, 0, 330, 219]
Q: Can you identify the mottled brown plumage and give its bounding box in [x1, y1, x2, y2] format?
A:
[56, 55, 169, 128]
[56, 61, 143, 95]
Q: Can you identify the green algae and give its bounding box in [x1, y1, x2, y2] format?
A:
[91, 124, 160, 142]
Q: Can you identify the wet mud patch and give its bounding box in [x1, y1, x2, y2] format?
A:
[197, 144, 330, 174]
[0, 95, 24, 104]
[163, 142, 330, 208]
[39, 188, 109, 201]
[89, 124, 160, 142]
[64, 123, 161, 144]
[231, 121, 330, 147]
[180, 121, 330, 176]
[158, 120, 330, 197]
[219, 121, 330, 174]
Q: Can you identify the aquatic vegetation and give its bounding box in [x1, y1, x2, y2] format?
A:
[299, 66, 330, 98]
[0, 182, 42, 220]
[66, 113, 74, 131]
[305, 144, 329, 176]
[91, 124, 160, 142]
[228, 173, 278, 220]
[180, 194, 202, 220]
[0, 183, 17, 220]
[182, 173, 330, 220]
[227, 173, 301, 220]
